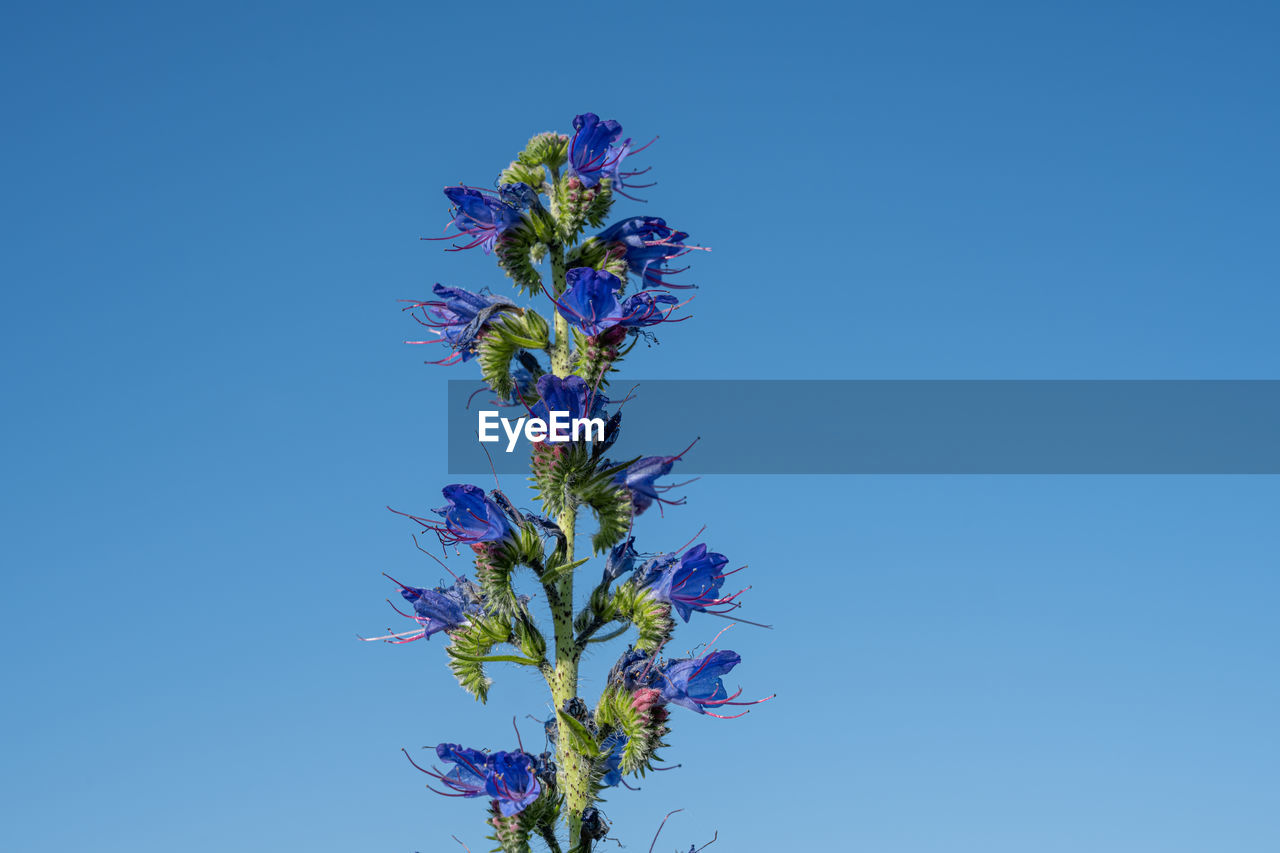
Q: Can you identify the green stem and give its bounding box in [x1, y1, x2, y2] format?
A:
[544, 237, 593, 849]
[550, 243, 572, 377]
[539, 824, 564, 853]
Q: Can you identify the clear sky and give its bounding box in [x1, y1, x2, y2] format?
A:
[2, 2, 1278, 851]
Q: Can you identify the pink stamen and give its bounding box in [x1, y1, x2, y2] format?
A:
[385, 598, 415, 620]
[673, 524, 708, 554]
[357, 627, 426, 643]
[402, 748, 443, 777]
[411, 534, 460, 580]
[649, 809, 684, 853]
[630, 135, 659, 155]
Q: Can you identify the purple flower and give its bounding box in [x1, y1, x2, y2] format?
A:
[658, 650, 773, 719]
[567, 113, 630, 189]
[505, 362, 537, 405]
[408, 745, 543, 816]
[608, 647, 661, 691]
[528, 373, 607, 424]
[603, 536, 639, 582]
[596, 217, 704, 289]
[638, 544, 747, 622]
[433, 744, 492, 797]
[567, 113, 656, 198]
[389, 484, 516, 547]
[403, 283, 515, 364]
[599, 733, 628, 788]
[554, 268, 679, 337]
[485, 750, 542, 816]
[610, 439, 697, 515]
[433, 484, 514, 545]
[435, 185, 525, 253]
[360, 574, 483, 645]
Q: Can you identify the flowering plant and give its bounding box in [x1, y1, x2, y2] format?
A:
[366, 114, 771, 852]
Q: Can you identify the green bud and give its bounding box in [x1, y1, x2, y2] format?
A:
[498, 160, 546, 189]
[488, 802, 532, 853]
[517, 132, 569, 173]
[595, 685, 671, 776]
[583, 178, 615, 228]
[564, 236, 629, 293]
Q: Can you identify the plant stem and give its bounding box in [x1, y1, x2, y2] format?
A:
[545, 238, 592, 849]
[550, 242, 572, 377]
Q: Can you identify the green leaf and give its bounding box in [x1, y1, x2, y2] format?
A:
[541, 555, 589, 588]
[445, 649, 540, 666]
[556, 710, 601, 759]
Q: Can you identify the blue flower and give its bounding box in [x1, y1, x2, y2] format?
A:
[603, 536, 639, 582]
[660, 651, 738, 714]
[598, 733, 628, 788]
[432, 743, 492, 797]
[607, 647, 661, 691]
[361, 574, 483, 645]
[438, 185, 525, 253]
[555, 268, 679, 337]
[433, 484, 515, 545]
[403, 283, 515, 363]
[610, 440, 697, 515]
[596, 217, 702, 289]
[528, 373, 608, 424]
[387, 484, 515, 546]
[638, 544, 746, 622]
[498, 181, 538, 210]
[506, 362, 536, 404]
[658, 650, 771, 718]
[485, 750, 543, 816]
[416, 745, 542, 816]
[618, 291, 680, 327]
[568, 113, 630, 189]
[404, 575, 483, 627]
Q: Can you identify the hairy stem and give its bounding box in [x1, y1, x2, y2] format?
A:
[550, 242, 572, 377]
[544, 237, 592, 849]
[539, 824, 564, 853]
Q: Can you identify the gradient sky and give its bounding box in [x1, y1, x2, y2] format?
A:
[3, 2, 1278, 852]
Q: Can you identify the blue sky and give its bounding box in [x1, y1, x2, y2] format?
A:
[2, 2, 1277, 851]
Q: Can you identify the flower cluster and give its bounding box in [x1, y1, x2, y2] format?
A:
[370, 112, 770, 853]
